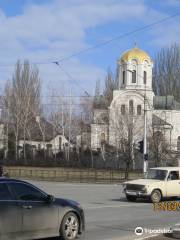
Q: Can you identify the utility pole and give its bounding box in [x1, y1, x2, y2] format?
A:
[68, 89, 72, 162]
[80, 112, 83, 150]
[127, 69, 148, 174]
[131, 117, 135, 170]
[143, 85, 148, 174]
[5, 103, 10, 160]
[61, 100, 64, 136]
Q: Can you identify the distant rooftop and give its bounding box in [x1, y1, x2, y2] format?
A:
[93, 95, 108, 109]
[153, 96, 180, 110]
[152, 115, 171, 126]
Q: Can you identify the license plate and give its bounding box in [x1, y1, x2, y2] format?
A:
[127, 191, 137, 196]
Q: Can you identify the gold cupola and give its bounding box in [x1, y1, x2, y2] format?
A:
[121, 47, 152, 63]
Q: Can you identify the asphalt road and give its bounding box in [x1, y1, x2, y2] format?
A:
[28, 180, 180, 240]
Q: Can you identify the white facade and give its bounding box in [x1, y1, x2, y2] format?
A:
[153, 109, 180, 150]
[91, 47, 180, 155]
[91, 109, 109, 150]
[18, 135, 71, 154]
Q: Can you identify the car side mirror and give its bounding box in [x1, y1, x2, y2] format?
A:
[46, 194, 55, 203]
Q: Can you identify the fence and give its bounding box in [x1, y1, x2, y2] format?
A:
[4, 166, 143, 183]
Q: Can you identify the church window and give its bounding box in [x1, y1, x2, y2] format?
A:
[177, 136, 180, 151]
[101, 133, 105, 145]
[137, 105, 142, 115]
[132, 70, 136, 83]
[59, 137, 62, 150]
[144, 71, 147, 84]
[144, 60, 149, 66]
[123, 71, 125, 84]
[129, 100, 134, 115]
[121, 105, 126, 115]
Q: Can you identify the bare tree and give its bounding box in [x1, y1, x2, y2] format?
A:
[47, 89, 67, 135]
[80, 96, 93, 124]
[95, 79, 100, 97]
[103, 68, 118, 107]
[4, 60, 41, 162]
[109, 106, 143, 178]
[148, 120, 175, 167]
[153, 43, 180, 101]
[47, 90, 81, 153]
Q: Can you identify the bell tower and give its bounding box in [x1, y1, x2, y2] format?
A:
[117, 47, 153, 91]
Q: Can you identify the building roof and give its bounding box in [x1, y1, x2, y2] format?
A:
[16, 117, 62, 142]
[152, 115, 171, 127]
[93, 95, 108, 109]
[153, 96, 180, 110]
[120, 47, 152, 63]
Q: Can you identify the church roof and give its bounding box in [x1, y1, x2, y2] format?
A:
[120, 47, 152, 63]
[93, 95, 108, 109]
[152, 115, 172, 127]
[153, 96, 180, 110]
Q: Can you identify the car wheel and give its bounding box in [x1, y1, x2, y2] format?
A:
[126, 194, 137, 202]
[60, 212, 79, 240]
[151, 189, 162, 203]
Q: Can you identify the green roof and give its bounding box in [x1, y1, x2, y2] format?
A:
[93, 95, 108, 109]
[152, 115, 171, 126]
[153, 96, 180, 110]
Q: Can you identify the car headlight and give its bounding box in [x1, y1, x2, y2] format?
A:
[122, 184, 126, 190]
[141, 186, 147, 192]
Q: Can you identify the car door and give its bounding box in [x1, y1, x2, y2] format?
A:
[0, 182, 22, 240]
[8, 182, 59, 239]
[166, 171, 180, 197]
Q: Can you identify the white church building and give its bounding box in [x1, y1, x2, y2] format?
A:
[91, 47, 180, 164]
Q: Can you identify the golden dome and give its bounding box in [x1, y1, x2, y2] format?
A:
[121, 47, 152, 63]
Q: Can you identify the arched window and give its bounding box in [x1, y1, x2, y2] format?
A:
[132, 70, 136, 83]
[137, 105, 142, 115]
[101, 133, 105, 145]
[121, 104, 126, 115]
[129, 100, 134, 115]
[144, 71, 147, 84]
[122, 71, 125, 84]
[131, 59, 137, 84]
[177, 136, 180, 151]
[59, 137, 62, 150]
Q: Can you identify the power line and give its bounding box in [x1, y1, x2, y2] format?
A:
[41, 95, 94, 98]
[53, 61, 90, 96]
[0, 12, 179, 68]
[0, 94, 96, 98]
[42, 103, 93, 106]
[56, 13, 180, 63]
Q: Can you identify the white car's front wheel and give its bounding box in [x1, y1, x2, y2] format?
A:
[151, 189, 162, 203]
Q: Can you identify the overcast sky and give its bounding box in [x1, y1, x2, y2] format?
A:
[0, 0, 180, 98]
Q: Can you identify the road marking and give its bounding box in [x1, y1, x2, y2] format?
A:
[135, 234, 160, 240]
[30, 180, 119, 187]
[85, 203, 149, 209]
[103, 233, 160, 240]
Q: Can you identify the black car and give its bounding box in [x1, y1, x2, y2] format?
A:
[0, 178, 85, 240]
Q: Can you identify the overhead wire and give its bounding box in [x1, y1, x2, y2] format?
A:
[0, 12, 180, 101]
[53, 61, 90, 96]
[0, 12, 179, 68]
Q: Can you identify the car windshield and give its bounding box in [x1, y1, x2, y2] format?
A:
[145, 169, 167, 180]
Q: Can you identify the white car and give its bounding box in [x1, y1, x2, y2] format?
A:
[122, 167, 180, 203]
